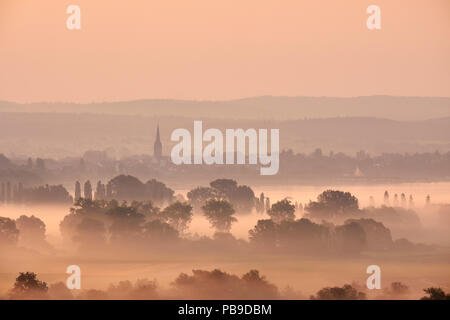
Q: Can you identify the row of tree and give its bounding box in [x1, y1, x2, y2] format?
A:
[74, 176, 269, 214]
[6, 270, 450, 300]
[0, 174, 433, 218]
[74, 175, 175, 207]
[54, 189, 421, 255]
[381, 191, 431, 208]
[1, 188, 424, 256]
[0, 182, 72, 205]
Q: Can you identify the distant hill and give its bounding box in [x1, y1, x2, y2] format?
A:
[1, 96, 449, 121]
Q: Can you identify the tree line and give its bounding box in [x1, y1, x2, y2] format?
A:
[5, 270, 449, 300]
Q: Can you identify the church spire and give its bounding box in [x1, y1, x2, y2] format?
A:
[154, 122, 162, 161]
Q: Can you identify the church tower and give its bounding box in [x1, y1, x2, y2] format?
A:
[154, 123, 162, 161]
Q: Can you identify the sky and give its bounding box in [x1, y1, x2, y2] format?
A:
[0, 0, 449, 102]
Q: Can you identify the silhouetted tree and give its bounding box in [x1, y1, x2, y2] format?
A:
[334, 222, 366, 255]
[240, 270, 278, 299]
[9, 272, 48, 299]
[202, 199, 237, 233]
[107, 202, 145, 243]
[22, 184, 72, 204]
[305, 190, 359, 220]
[401, 193, 407, 207]
[384, 191, 390, 205]
[132, 201, 162, 221]
[210, 179, 238, 198]
[257, 192, 265, 213]
[426, 195, 431, 206]
[187, 187, 224, 209]
[310, 284, 366, 300]
[95, 181, 106, 200]
[344, 218, 392, 251]
[106, 175, 174, 205]
[249, 219, 277, 247]
[409, 195, 414, 208]
[209, 179, 255, 213]
[84, 180, 93, 200]
[60, 198, 112, 242]
[0, 217, 19, 247]
[15, 215, 47, 248]
[162, 201, 193, 234]
[267, 199, 295, 223]
[74, 181, 81, 202]
[249, 218, 330, 253]
[421, 287, 450, 300]
[172, 269, 278, 299]
[145, 178, 175, 206]
[278, 218, 330, 253]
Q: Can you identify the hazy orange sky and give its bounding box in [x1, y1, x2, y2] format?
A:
[0, 0, 449, 102]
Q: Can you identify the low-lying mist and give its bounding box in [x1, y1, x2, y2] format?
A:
[1, 183, 449, 300]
